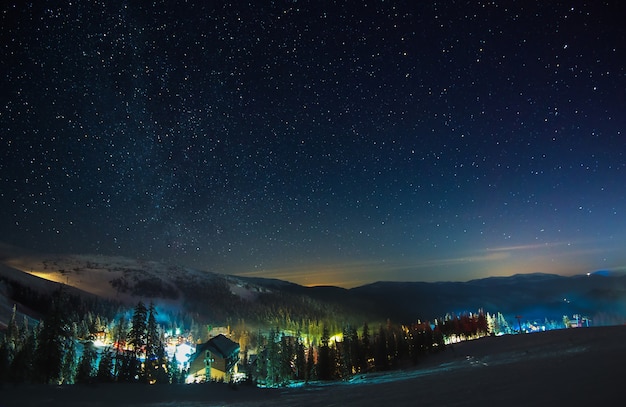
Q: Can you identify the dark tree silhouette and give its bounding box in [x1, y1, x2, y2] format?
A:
[294, 332, 306, 381]
[360, 322, 371, 372]
[8, 325, 38, 383]
[117, 350, 140, 382]
[374, 325, 389, 371]
[127, 301, 148, 381]
[145, 303, 163, 383]
[265, 327, 280, 386]
[168, 354, 180, 384]
[305, 342, 315, 383]
[75, 341, 97, 384]
[61, 335, 77, 384]
[128, 302, 148, 355]
[317, 326, 332, 380]
[96, 348, 115, 383]
[35, 290, 73, 384]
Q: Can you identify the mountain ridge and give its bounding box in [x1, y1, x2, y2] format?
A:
[1, 251, 626, 329]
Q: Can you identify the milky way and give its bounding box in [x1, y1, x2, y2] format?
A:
[1, 1, 625, 287]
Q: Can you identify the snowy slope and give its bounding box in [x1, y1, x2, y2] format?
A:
[0, 251, 293, 326]
[2, 325, 625, 406]
[0, 262, 94, 328]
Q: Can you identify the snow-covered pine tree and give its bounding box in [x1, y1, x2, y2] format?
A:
[129, 302, 148, 355]
[144, 303, 158, 381]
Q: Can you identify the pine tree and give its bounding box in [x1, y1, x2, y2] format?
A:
[317, 326, 332, 380]
[360, 322, 371, 372]
[341, 325, 354, 378]
[111, 315, 127, 379]
[349, 326, 361, 373]
[7, 304, 20, 347]
[476, 311, 488, 337]
[145, 303, 161, 383]
[76, 341, 97, 384]
[129, 302, 148, 355]
[169, 353, 180, 384]
[374, 325, 388, 371]
[117, 350, 140, 382]
[486, 312, 497, 335]
[305, 343, 315, 382]
[254, 330, 268, 385]
[85, 312, 95, 335]
[279, 333, 293, 385]
[77, 318, 90, 340]
[146, 304, 160, 357]
[387, 324, 399, 368]
[35, 290, 73, 384]
[497, 312, 511, 334]
[128, 302, 148, 381]
[294, 333, 306, 381]
[61, 338, 78, 384]
[94, 315, 103, 333]
[9, 323, 38, 383]
[266, 328, 280, 386]
[153, 343, 170, 384]
[96, 348, 115, 383]
[331, 340, 341, 380]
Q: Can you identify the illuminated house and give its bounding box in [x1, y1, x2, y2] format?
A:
[188, 334, 240, 382]
[87, 330, 107, 346]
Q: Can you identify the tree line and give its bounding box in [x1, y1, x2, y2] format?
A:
[1, 284, 498, 388]
[0, 289, 182, 385]
[249, 312, 490, 387]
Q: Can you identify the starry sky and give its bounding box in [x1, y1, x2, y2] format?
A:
[1, 1, 625, 287]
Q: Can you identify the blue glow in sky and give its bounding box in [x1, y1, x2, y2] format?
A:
[1, 1, 625, 287]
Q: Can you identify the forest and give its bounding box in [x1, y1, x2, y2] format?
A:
[0, 283, 507, 387]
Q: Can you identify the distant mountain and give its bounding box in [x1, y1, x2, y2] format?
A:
[2, 250, 626, 329]
[346, 272, 626, 324]
[0, 253, 367, 328]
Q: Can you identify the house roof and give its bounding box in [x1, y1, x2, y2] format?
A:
[197, 334, 240, 359]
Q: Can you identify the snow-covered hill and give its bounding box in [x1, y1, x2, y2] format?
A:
[2, 252, 275, 305]
[2, 247, 626, 329]
[0, 250, 350, 327]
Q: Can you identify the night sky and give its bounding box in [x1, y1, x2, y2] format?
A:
[1, 1, 625, 287]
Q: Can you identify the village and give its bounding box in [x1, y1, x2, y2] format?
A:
[81, 309, 590, 387]
[85, 323, 243, 384]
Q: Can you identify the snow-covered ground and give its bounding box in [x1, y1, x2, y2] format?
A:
[3, 325, 625, 406]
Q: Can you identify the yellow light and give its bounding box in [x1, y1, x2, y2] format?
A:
[329, 333, 343, 344]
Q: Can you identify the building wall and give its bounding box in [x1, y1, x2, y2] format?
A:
[188, 352, 237, 382]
